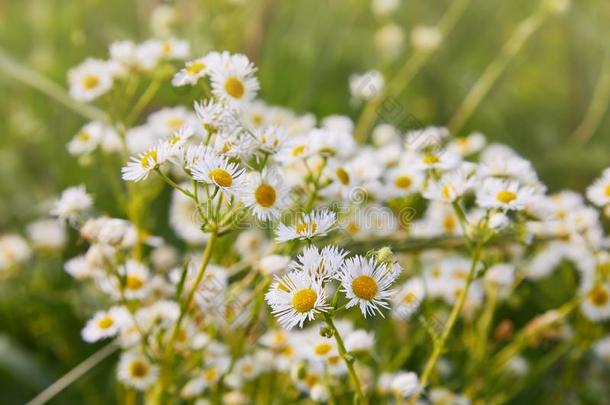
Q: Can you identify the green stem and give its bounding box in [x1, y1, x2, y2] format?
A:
[324, 314, 367, 405]
[0, 48, 110, 123]
[125, 79, 161, 126]
[408, 241, 483, 405]
[448, 6, 548, 133]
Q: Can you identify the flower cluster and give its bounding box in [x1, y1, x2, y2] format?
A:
[8, 29, 607, 404]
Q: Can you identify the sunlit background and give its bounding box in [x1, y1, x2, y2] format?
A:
[1, 0, 609, 403]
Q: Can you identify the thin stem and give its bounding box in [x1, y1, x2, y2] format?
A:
[0, 48, 110, 123]
[324, 314, 367, 405]
[572, 52, 610, 143]
[155, 168, 196, 199]
[26, 342, 118, 405]
[408, 241, 483, 405]
[125, 79, 162, 126]
[448, 6, 548, 133]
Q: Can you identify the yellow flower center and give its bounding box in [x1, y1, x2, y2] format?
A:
[351, 275, 378, 301]
[605, 184, 610, 197]
[224, 76, 245, 99]
[441, 184, 453, 200]
[255, 184, 277, 207]
[126, 275, 144, 290]
[422, 153, 440, 165]
[203, 368, 218, 382]
[209, 168, 233, 187]
[394, 175, 412, 189]
[81, 75, 100, 90]
[296, 222, 317, 235]
[403, 292, 417, 304]
[443, 214, 456, 232]
[166, 117, 183, 130]
[314, 343, 333, 356]
[589, 286, 609, 307]
[186, 62, 205, 74]
[252, 114, 263, 126]
[291, 145, 306, 157]
[161, 41, 172, 55]
[336, 168, 350, 185]
[292, 288, 317, 313]
[328, 355, 340, 365]
[77, 131, 90, 141]
[130, 361, 149, 378]
[496, 190, 517, 204]
[241, 363, 253, 374]
[346, 222, 360, 234]
[140, 150, 157, 169]
[97, 316, 114, 330]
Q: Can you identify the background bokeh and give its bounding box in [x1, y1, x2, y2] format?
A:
[1, 0, 609, 403]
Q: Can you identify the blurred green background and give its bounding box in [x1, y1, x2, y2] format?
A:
[1, 0, 609, 403]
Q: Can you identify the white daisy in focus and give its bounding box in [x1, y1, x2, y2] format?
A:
[276, 210, 336, 242]
[210, 53, 259, 105]
[265, 271, 329, 329]
[81, 306, 129, 343]
[336, 255, 401, 317]
[476, 178, 534, 211]
[190, 149, 246, 199]
[68, 58, 113, 102]
[289, 245, 347, 281]
[586, 168, 610, 208]
[117, 351, 159, 390]
[581, 283, 610, 321]
[51, 185, 93, 222]
[242, 169, 289, 221]
[121, 144, 169, 182]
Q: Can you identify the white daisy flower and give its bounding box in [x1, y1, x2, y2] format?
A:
[390, 371, 420, 398]
[336, 255, 401, 317]
[194, 99, 234, 137]
[119, 260, 150, 300]
[26, 219, 66, 250]
[476, 178, 535, 211]
[275, 209, 336, 242]
[172, 57, 210, 87]
[308, 128, 356, 159]
[0, 234, 31, 271]
[210, 53, 259, 105]
[252, 126, 287, 154]
[265, 271, 329, 329]
[586, 168, 610, 207]
[349, 70, 385, 101]
[289, 245, 347, 281]
[81, 306, 129, 343]
[383, 166, 424, 198]
[64, 255, 95, 279]
[190, 149, 246, 199]
[147, 106, 199, 138]
[392, 278, 425, 320]
[51, 185, 93, 222]
[581, 283, 610, 321]
[67, 121, 115, 156]
[448, 132, 487, 156]
[344, 329, 375, 353]
[117, 351, 159, 390]
[242, 168, 290, 221]
[423, 167, 475, 203]
[121, 144, 169, 182]
[67, 58, 113, 102]
[181, 357, 231, 398]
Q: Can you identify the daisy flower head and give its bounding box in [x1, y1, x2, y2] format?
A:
[121, 143, 169, 182]
[117, 351, 159, 390]
[67, 121, 117, 156]
[81, 306, 129, 343]
[476, 178, 535, 211]
[586, 168, 610, 208]
[423, 166, 475, 203]
[162, 125, 195, 158]
[265, 271, 329, 329]
[194, 99, 234, 137]
[242, 168, 290, 221]
[275, 209, 336, 242]
[448, 132, 487, 156]
[392, 278, 425, 320]
[289, 245, 347, 281]
[410, 148, 461, 172]
[383, 166, 424, 198]
[309, 128, 356, 159]
[581, 283, 610, 321]
[147, 106, 198, 137]
[390, 371, 420, 399]
[119, 260, 150, 300]
[252, 125, 287, 154]
[172, 56, 210, 87]
[336, 255, 401, 317]
[210, 53, 259, 105]
[67, 58, 113, 102]
[190, 149, 246, 199]
[349, 70, 385, 101]
[51, 185, 93, 222]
